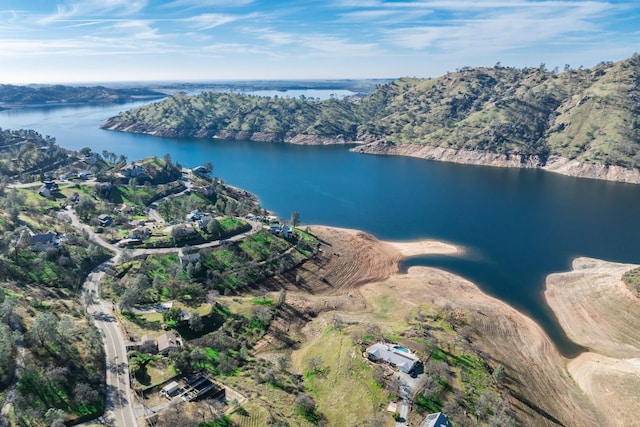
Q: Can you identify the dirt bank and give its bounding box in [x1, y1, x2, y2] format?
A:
[545, 258, 640, 426]
[351, 141, 640, 184]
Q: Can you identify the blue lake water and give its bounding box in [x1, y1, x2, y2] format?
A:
[2, 100, 640, 356]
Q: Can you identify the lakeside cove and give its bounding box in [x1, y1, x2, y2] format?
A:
[287, 227, 640, 426]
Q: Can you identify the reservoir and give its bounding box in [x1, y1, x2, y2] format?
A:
[2, 100, 640, 356]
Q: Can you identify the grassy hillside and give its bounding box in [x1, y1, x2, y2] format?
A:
[104, 54, 640, 169]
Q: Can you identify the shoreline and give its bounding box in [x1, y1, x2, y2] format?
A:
[544, 257, 640, 425]
[350, 141, 640, 185]
[298, 226, 598, 425]
[305, 226, 639, 425]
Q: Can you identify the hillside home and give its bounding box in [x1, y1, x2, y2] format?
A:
[192, 165, 208, 175]
[30, 231, 58, 252]
[122, 162, 147, 178]
[98, 214, 113, 227]
[420, 412, 452, 427]
[38, 180, 59, 198]
[180, 251, 201, 267]
[130, 227, 150, 240]
[366, 343, 420, 374]
[173, 223, 196, 239]
[157, 332, 182, 355]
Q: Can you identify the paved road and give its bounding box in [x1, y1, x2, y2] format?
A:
[65, 203, 261, 427]
[82, 261, 139, 427]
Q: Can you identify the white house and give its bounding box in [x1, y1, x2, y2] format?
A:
[366, 343, 420, 374]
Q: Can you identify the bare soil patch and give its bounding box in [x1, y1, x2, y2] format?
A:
[545, 258, 640, 426]
[546, 258, 640, 357]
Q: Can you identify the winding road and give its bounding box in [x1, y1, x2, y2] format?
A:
[64, 180, 262, 426]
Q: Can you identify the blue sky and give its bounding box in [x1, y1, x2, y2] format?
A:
[0, 0, 639, 83]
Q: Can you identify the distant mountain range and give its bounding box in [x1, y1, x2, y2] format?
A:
[101, 54, 640, 182]
[0, 84, 163, 106]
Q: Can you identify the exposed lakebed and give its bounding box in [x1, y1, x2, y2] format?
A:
[2, 98, 640, 356]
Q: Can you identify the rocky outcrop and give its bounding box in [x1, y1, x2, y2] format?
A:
[351, 141, 640, 184]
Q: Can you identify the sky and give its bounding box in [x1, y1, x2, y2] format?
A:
[0, 0, 639, 84]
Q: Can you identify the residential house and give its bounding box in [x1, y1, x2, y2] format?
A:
[130, 227, 150, 240]
[172, 223, 197, 240]
[192, 165, 208, 175]
[180, 251, 201, 268]
[198, 215, 213, 230]
[38, 180, 59, 198]
[98, 214, 113, 227]
[366, 343, 421, 374]
[186, 210, 202, 221]
[83, 153, 99, 165]
[420, 412, 452, 427]
[30, 231, 58, 252]
[78, 170, 92, 180]
[269, 224, 282, 234]
[157, 332, 182, 355]
[122, 162, 147, 178]
[282, 224, 294, 239]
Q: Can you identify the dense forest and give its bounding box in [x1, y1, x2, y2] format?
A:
[104, 54, 640, 169]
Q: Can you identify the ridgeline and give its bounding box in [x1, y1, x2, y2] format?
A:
[102, 54, 640, 183]
[0, 84, 163, 107]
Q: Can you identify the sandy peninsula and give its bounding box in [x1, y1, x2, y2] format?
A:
[282, 227, 598, 426]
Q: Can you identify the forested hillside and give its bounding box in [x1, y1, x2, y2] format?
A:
[103, 54, 640, 170]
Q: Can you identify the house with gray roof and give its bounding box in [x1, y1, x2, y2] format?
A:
[420, 412, 452, 427]
[366, 343, 420, 374]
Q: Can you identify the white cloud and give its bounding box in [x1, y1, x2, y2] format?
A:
[162, 0, 254, 8]
[40, 0, 147, 23]
[183, 13, 244, 30]
[383, 1, 615, 53]
[112, 20, 161, 40]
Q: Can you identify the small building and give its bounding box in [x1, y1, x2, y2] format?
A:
[366, 343, 420, 374]
[30, 231, 58, 252]
[192, 165, 208, 176]
[180, 251, 201, 267]
[122, 162, 147, 178]
[420, 412, 452, 427]
[38, 180, 59, 198]
[130, 227, 150, 240]
[161, 381, 181, 398]
[98, 214, 113, 227]
[173, 223, 196, 239]
[198, 215, 213, 230]
[78, 170, 92, 180]
[186, 210, 202, 221]
[157, 332, 182, 356]
[282, 224, 294, 239]
[269, 224, 282, 234]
